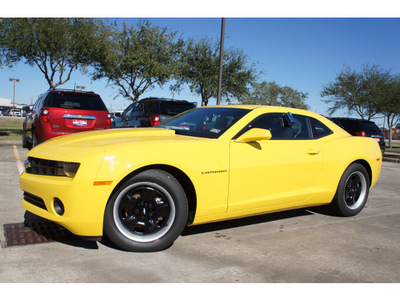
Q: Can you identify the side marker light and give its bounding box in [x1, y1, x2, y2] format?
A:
[93, 181, 113, 186]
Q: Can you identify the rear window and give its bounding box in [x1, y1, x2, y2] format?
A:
[159, 101, 196, 116]
[333, 119, 360, 134]
[45, 92, 108, 111]
[360, 121, 380, 133]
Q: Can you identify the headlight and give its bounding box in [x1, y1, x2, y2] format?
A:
[24, 157, 80, 178]
[63, 162, 80, 178]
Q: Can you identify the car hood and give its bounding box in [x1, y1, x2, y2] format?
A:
[27, 128, 192, 161]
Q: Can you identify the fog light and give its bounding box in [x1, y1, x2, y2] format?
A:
[53, 198, 65, 216]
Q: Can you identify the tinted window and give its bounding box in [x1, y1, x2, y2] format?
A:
[121, 103, 135, 118]
[360, 121, 381, 134]
[130, 103, 144, 117]
[160, 107, 249, 139]
[46, 93, 107, 111]
[309, 118, 332, 138]
[236, 113, 312, 140]
[333, 119, 360, 134]
[143, 101, 157, 114]
[159, 101, 197, 116]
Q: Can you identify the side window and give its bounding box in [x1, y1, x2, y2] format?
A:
[144, 101, 156, 114]
[130, 103, 144, 117]
[33, 98, 40, 110]
[121, 103, 134, 118]
[33, 96, 44, 110]
[309, 117, 333, 139]
[239, 113, 312, 140]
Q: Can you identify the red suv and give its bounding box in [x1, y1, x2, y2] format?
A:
[23, 89, 111, 149]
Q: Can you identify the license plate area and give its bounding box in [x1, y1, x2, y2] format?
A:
[73, 119, 87, 126]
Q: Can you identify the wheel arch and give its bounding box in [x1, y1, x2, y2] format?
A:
[351, 159, 372, 187]
[108, 164, 197, 225]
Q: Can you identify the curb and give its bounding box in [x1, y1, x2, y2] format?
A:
[383, 156, 400, 163]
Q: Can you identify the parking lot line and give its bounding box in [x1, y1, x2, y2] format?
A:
[12, 145, 24, 174]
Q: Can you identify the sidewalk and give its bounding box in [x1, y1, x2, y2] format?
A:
[383, 151, 400, 163]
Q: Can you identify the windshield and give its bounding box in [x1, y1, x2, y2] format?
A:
[159, 107, 250, 138]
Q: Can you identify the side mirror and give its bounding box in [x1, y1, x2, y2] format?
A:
[235, 128, 272, 143]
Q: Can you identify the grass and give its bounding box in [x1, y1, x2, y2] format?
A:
[386, 140, 400, 153]
[0, 117, 24, 141]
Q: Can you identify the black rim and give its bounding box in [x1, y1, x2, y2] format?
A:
[113, 183, 175, 242]
[344, 171, 366, 210]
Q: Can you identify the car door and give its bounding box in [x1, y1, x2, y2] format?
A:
[228, 113, 324, 212]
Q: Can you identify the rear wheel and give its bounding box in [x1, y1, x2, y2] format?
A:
[331, 163, 370, 217]
[32, 130, 38, 148]
[104, 169, 188, 252]
[22, 132, 31, 149]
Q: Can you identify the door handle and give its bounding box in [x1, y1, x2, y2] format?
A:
[307, 149, 320, 155]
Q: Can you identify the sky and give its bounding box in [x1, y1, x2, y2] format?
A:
[1, 1, 400, 127]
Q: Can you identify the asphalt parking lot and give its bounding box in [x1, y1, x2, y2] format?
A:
[0, 140, 399, 283]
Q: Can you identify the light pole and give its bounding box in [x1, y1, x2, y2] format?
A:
[9, 78, 20, 108]
[216, 18, 225, 105]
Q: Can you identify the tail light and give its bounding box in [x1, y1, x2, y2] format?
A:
[356, 131, 366, 137]
[40, 108, 50, 122]
[149, 115, 161, 127]
[106, 114, 112, 128]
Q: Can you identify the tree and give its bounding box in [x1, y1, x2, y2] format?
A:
[91, 20, 183, 102]
[238, 81, 309, 110]
[173, 38, 255, 106]
[0, 18, 108, 88]
[321, 64, 393, 120]
[376, 76, 400, 148]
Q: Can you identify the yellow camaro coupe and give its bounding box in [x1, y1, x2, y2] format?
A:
[20, 105, 382, 251]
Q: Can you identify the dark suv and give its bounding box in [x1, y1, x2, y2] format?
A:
[112, 97, 197, 128]
[330, 117, 385, 154]
[23, 89, 111, 149]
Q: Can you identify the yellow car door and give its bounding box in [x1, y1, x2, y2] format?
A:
[228, 112, 327, 213]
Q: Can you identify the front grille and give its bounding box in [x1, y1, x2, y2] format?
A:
[25, 157, 65, 176]
[23, 192, 47, 210]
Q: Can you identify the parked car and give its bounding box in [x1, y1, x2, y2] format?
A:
[20, 105, 382, 252]
[330, 118, 386, 154]
[8, 109, 21, 117]
[22, 105, 32, 117]
[23, 89, 112, 149]
[0, 108, 6, 116]
[112, 97, 197, 128]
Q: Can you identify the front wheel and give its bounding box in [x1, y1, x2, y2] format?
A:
[104, 169, 188, 252]
[331, 163, 370, 217]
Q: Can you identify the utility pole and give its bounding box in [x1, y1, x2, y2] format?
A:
[216, 18, 225, 105]
[9, 78, 20, 108]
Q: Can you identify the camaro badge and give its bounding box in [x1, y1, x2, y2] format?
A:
[201, 170, 227, 175]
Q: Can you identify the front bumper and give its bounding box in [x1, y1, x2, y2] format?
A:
[20, 171, 114, 237]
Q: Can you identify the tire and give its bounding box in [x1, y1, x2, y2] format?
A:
[331, 163, 370, 217]
[32, 130, 38, 148]
[104, 169, 188, 252]
[22, 132, 31, 149]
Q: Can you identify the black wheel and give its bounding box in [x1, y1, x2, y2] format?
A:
[32, 130, 38, 148]
[22, 132, 31, 149]
[104, 169, 188, 252]
[331, 163, 370, 217]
